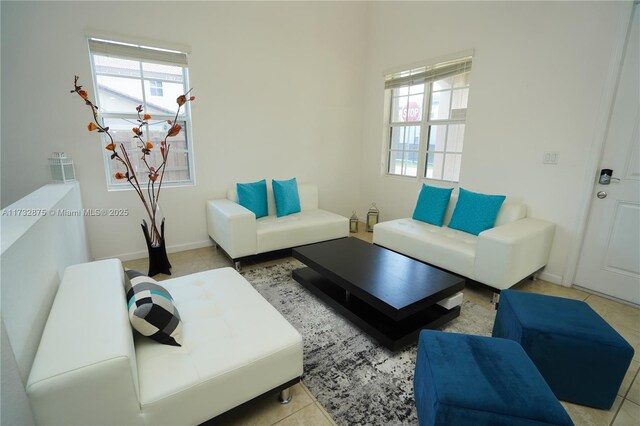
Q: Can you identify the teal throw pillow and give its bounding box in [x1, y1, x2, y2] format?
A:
[448, 188, 506, 235]
[272, 177, 301, 217]
[237, 179, 268, 218]
[412, 184, 454, 226]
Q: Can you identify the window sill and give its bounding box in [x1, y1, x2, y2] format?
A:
[106, 180, 195, 192]
[383, 173, 460, 187]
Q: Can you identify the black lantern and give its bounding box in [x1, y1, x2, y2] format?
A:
[349, 211, 359, 233]
[366, 203, 379, 232]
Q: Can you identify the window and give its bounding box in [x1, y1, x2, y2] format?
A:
[149, 80, 164, 97]
[88, 38, 194, 188]
[384, 56, 471, 182]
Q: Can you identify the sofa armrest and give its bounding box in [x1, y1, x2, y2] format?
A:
[206, 199, 257, 259]
[27, 259, 143, 425]
[475, 218, 555, 290]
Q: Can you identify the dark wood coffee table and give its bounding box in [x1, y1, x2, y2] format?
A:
[292, 237, 465, 350]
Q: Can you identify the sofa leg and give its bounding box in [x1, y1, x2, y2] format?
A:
[234, 261, 242, 272]
[278, 388, 292, 404]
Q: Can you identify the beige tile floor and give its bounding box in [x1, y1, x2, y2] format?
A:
[124, 227, 640, 426]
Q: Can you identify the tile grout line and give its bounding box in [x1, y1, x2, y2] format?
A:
[609, 400, 622, 426]
[299, 381, 336, 424]
[300, 380, 317, 401]
[596, 289, 637, 426]
[315, 401, 338, 425]
[269, 399, 316, 426]
[610, 367, 639, 426]
[624, 367, 639, 400]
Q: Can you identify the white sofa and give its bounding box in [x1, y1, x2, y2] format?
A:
[26, 259, 303, 425]
[373, 194, 555, 292]
[207, 182, 349, 269]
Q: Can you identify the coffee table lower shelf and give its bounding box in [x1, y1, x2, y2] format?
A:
[292, 267, 461, 351]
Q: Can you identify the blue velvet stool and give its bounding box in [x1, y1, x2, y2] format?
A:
[492, 290, 635, 409]
[414, 330, 573, 426]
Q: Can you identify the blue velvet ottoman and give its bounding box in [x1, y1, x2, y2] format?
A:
[492, 290, 635, 409]
[414, 330, 573, 426]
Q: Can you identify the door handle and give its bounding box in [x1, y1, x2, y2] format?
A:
[599, 169, 621, 184]
[597, 191, 607, 199]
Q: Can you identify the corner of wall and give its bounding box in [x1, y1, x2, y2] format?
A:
[1, 318, 35, 426]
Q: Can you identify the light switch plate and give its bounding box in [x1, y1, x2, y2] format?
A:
[543, 151, 559, 165]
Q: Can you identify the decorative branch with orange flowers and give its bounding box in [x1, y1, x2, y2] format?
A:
[71, 76, 194, 246]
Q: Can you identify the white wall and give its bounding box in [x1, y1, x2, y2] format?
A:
[2, 1, 632, 283]
[1, 1, 366, 259]
[1, 183, 91, 425]
[358, 1, 632, 284]
[2, 319, 35, 426]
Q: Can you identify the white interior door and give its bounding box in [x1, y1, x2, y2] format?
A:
[575, 5, 640, 305]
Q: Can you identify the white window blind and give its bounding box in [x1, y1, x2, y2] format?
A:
[88, 38, 188, 67]
[384, 57, 472, 90]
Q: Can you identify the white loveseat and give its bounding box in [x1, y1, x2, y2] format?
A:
[26, 259, 303, 425]
[373, 194, 555, 292]
[207, 182, 349, 269]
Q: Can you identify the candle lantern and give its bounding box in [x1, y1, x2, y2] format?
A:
[366, 203, 379, 232]
[349, 211, 359, 233]
[49, 152, 76, 183]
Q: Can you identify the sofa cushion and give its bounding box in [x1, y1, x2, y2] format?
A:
[256, 209, 349, 253]
[273, 178, 301, 217]
[125, 270, 183, 347]
[494, 201, 527, 227]
[449, 188, 506, 235]
[297, 183, 319, 211]
[412, 184, 453, 226]
[236, 179, 268, 219]
[373, 218, 476, 278]
[136, 267, 303, 424]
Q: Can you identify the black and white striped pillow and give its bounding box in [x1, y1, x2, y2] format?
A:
[124, 270, 183, 347]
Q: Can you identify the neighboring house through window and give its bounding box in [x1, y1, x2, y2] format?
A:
[384, 55, 472, 182]
[88, 38, 194, 188]
[149, 80, 164, 97]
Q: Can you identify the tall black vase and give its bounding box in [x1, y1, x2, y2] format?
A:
[141, 219, 172, 277]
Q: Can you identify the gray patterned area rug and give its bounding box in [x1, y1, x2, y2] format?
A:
[242, 259, 496, 426]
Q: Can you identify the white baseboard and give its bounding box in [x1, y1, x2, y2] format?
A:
[97, 239, 214, 262]
[165, 239, 214, 254]
[572, 285, 640, 308]
[537, 271, 564, 286]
